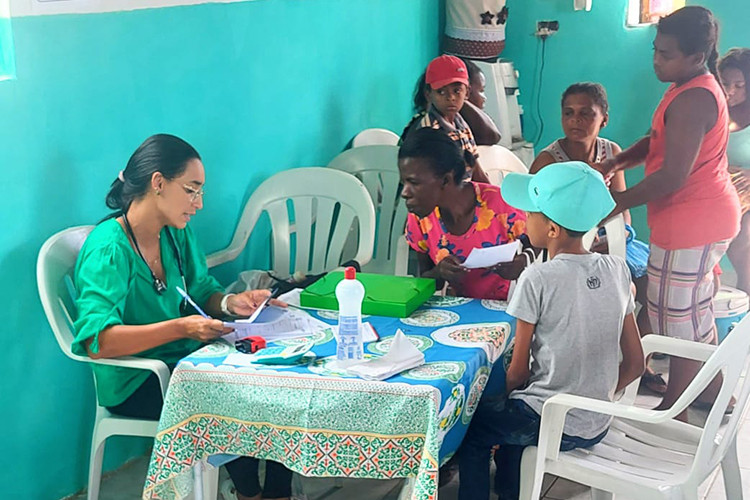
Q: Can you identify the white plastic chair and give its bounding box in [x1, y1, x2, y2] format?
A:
[352, 128, 400, 148]
[519, 320, 750, 500]
[476, 144, 529, 186]
[328, 145, 408, 276]
[36, 226, 175, 500]
[581, 213, 627, 260]
[207, 167, 376, 277]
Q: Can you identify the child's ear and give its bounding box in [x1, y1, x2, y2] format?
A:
[442, 172, 452, 187]
[601, 112, 609, 129]
[548, 220, 561, 239]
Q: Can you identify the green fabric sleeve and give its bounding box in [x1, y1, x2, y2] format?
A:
[72, 242, 132, 356]
[178, 225, 224, 308]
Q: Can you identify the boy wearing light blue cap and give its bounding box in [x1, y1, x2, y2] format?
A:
[458, 161, 645, 500]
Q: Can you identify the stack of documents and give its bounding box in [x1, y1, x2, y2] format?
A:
[222, 306, 330, 343]
[346, 329, 425, 381]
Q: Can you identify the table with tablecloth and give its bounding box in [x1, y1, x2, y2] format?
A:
[142, 296, 516, 500]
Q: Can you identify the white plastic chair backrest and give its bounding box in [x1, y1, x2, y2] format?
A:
[476, 144, 528, 186]
[208, 168, 376, 276]
[37, 225, 94, 362]
[328, 145, 408, 275]
[352, 128, 400, 148]
[581, 213, 627, 260]
[680, 314, 750, 477]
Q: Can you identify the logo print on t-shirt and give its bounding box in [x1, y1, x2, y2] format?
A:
[586, 276, 601, 289]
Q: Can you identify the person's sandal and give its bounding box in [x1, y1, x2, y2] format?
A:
[640, 371, 668, 394]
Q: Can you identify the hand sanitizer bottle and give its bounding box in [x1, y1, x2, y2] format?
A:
[335, 266, 365, 362]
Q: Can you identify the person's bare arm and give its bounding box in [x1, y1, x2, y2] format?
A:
[606, 144, 631, 225]
[616, 313, 645, 393]
[611, 89, 717, 215]
[460, 101, 502, 145]
[471, 157, 491, 183]
[529, 151, 555, 174]
[417, 252, 467, 288]
[506, 319, 534, 393]
[85, 316, 231, 359]
[594, 136, 651, 180]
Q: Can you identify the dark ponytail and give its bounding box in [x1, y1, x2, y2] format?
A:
[413, 71, 428, 112]
[707, 47, 720, 80]
[104, 134, 201, 218]
[658, 6, 721, 80]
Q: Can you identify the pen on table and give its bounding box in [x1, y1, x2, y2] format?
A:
[176, 286, 211, 319]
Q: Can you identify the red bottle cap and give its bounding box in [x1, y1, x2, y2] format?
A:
[344, 266, 356, 279]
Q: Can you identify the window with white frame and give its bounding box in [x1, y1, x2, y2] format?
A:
[627, 0, 686, 27]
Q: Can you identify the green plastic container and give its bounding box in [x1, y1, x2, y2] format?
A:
[300, 272, 436, 318]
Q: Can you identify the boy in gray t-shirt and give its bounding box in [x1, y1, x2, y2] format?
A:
[458, 162, 644, 500]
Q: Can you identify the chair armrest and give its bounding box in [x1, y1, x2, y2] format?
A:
[207, 247, 239, 269]
[534, 393, 675, 464]
[89, 356, 171, 398]
[641, 334, 716, 362]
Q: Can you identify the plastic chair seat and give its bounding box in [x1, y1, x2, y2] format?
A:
[519, 327, 750, 500]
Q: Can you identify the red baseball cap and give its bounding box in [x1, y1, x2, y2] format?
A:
[425, 55, 469, 90]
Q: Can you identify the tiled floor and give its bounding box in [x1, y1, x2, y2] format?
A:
[65, 373, 750, 500]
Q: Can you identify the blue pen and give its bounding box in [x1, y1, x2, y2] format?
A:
[176, 286, 211, 319]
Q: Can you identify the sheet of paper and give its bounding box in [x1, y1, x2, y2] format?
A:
[223, 306, 330, 343]
[462, 240, 520, 269]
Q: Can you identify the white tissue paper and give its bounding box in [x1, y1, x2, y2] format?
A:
[346, 329, 425, 381]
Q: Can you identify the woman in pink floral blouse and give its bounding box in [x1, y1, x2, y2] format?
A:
[399, 128, 529, 300]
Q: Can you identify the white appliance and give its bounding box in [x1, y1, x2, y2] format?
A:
[474, 59, 535, 167]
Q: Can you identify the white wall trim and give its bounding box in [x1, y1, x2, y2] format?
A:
[11, 0, 259, 18]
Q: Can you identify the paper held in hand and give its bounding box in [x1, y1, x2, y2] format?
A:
[462, 240, 520, 269]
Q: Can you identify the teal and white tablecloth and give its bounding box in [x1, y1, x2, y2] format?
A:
[143, 296, 516, 500]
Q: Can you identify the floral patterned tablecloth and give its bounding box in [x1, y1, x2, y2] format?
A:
[142, 297, 515, 500]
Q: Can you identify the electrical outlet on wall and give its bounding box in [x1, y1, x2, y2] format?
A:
[535, 20, 559, 38]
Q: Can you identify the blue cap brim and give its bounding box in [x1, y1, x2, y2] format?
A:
[500, 173, 538, 213]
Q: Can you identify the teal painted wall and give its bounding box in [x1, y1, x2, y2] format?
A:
[503, 0, 750, 240]
[0, 17, 15, 79]
[0, 1, 439, 497]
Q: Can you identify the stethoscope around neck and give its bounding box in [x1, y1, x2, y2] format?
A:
[121, 213, 187, 304]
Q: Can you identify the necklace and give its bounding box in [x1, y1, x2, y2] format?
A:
[122, 214, 167, 294]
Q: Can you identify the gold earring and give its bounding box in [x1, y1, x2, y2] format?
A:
[156, 190, 161, 196]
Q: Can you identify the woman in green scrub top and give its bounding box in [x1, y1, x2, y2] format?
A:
[72, 134, 292, 500]
[720, 48, 750, 294]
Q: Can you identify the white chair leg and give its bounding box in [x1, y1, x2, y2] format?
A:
[202, 463, 220, 500]
[397, 478, 415, 500]
[591, 488, 614, 500]
[193, 460, 205, 500]
[519, 447, 545, 500]
[87, 430, 106, 500]
[721, 438, 744, 500]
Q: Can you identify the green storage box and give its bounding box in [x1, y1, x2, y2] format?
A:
[300, 272, 436, 318]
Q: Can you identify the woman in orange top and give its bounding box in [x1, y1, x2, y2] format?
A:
[597, 6, 740, 419]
